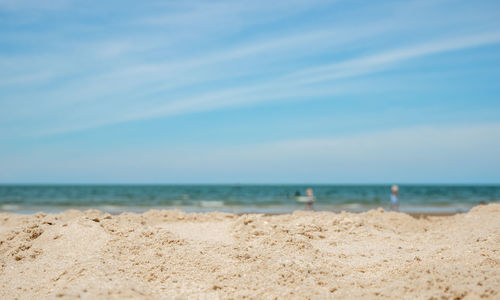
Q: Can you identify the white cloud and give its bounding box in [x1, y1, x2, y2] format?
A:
[38, 31, 500, 135]
[2, 0, 500, 140]
[3, 28, 500, 138]
[290, 32, 500, 84]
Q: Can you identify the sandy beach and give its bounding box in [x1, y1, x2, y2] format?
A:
[0, 204, 498, 299]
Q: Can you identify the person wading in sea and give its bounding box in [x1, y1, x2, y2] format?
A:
[305, 188, 315, 211]
[390, 185, 399, 211]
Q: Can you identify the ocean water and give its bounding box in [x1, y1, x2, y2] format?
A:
[0, 184, 499, 214]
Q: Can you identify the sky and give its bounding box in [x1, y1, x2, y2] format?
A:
[1, 0, 500, 184]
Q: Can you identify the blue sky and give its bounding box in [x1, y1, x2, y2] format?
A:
[1, 0, 500, 183]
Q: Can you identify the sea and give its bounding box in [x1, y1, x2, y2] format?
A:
[1, 184, 499, 214]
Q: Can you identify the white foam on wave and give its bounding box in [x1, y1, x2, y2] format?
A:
[0, 204, 21, 211]
[344, 203, 363, 208]
[199, 201, 224, 208]
[96, 205, 132, 214]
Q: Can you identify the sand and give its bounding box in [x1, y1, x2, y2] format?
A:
[0, 204, 498, 299]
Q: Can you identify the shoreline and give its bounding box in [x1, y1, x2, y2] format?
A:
[0, 204, 478, 216]
[0, 210, 465, 218]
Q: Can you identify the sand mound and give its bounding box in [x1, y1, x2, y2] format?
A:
[1, 204, 499, 299]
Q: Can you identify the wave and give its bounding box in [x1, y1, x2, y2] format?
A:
[0, 204, 21, 211]
[198, 201, 224, 208]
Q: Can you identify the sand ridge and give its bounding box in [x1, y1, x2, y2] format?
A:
[0, 204, 499, 299]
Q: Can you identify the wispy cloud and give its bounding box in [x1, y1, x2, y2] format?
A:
[28, 30, 500, 136]
[290, 32, 500, 84]
[1, 0, 500, 138]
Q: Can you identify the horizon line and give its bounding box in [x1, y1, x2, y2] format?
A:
[1, 182, 499, 186]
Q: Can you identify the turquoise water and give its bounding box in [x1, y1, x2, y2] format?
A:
[0, 185, 499, 214]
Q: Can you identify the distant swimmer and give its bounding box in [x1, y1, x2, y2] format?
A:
[390, 185, 399, 212]
[295, 188, 315, 211]
[305, 188, 315, 211]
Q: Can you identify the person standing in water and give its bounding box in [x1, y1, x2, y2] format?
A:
[390, 185, 399, 211]
[305, 188, 315, 211]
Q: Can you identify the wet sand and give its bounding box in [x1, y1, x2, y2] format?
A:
[0, 204, 498, 299]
